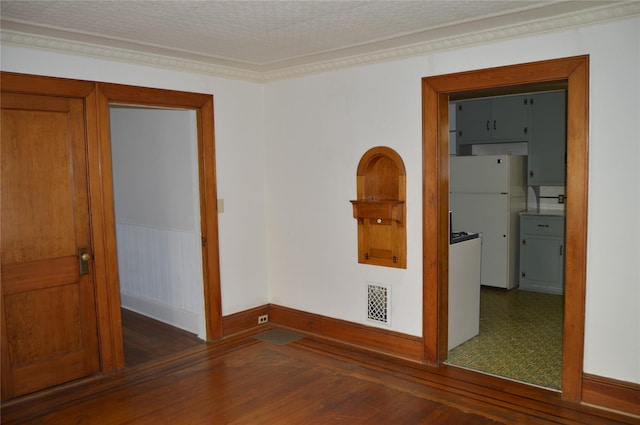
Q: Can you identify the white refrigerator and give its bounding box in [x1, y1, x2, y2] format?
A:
[449, 155, 527, 289]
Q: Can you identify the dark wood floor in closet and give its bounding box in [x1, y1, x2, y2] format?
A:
[121, 308, 203, 368]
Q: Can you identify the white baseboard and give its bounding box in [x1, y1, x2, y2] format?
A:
[120, 292, 204, 339]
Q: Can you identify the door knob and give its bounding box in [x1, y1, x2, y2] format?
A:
[79, 249, 91, 275]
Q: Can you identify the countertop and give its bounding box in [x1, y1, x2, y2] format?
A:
[520, 209, 566, 217]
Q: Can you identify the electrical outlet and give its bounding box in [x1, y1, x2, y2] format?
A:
[258, 314, 268, 324]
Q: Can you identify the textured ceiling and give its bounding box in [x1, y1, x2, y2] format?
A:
[0, 1, 637, 80]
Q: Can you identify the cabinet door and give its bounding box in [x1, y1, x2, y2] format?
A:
[520, 235, 564, 294]
[528, 91, 567, 186]
[456, 96, 528, 146]
[456, 98, 492, 144]
[491, 95, 529, 142]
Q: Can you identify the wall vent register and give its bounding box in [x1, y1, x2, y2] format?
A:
[367, 283, 390, 325]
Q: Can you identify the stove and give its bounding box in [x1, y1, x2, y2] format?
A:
[450, 231, 479, 244]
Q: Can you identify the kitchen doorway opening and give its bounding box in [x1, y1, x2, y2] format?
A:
[109, 106, 206, 367]
[445, 93, 566, 390]
[421, 55, 589, 402]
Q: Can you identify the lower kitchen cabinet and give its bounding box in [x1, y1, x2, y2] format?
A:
[519, 214, 565, 295]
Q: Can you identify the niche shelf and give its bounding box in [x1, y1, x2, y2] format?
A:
[350, 146, 406, 268]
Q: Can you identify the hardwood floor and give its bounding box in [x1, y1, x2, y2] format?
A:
[121, 308, 204, 368]
[1, 328, 636, 424]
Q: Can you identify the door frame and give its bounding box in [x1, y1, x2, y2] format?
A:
[94, 83, 223, 371]
[0, 73, 224, 376]
[421, 55, 589, 402]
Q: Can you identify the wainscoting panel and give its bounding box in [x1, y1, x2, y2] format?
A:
[116, 223, 205, 337]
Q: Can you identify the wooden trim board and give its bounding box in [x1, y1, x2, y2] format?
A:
[222, 305, 271, 337]
[223, 304, 422, 362]
[421, 55, 590, 402]
[582, 374, 640, 418]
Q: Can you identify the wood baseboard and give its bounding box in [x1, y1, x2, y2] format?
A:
[222, 305, 270, 337]
[582, 373, 640, 418]
[224, 306, 640, 419]
[268, 304, 424, 362]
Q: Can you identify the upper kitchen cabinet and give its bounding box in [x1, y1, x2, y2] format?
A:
[456, 94, 529, 153]
[527, 91, 567, 186]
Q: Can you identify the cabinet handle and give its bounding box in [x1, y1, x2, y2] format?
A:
[537, 224, 550, 228]
[493, 120, 496, 130]
[560, 245, 563, 256]
[522, 239, 526, 245]
[529, 170, 534, 177]
[486, 120, 490, 131]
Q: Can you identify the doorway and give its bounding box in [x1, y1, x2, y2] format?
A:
[445, 93, 566, 390]
[109, 106, 206, 366]
[421, 56, 589, 401]
[0, 74, 222, 395]
[94, 83, 223, 371]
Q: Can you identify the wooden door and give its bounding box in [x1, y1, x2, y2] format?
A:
[1, 92, 100, 399]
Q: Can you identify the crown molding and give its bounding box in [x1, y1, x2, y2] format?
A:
[0, 30, 265, 82]
[2, 2, 639, 83]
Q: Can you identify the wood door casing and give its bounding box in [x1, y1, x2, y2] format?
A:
[1, 92, 100, 399]
[422, 56, 589, 402]
[95, 83, 223, 344]
[0, 73, 223, 398]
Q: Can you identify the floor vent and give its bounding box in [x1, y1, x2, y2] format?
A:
[367, 283, 390, 325]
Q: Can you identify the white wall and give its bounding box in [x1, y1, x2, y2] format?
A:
[2, 16, 639, 384]
[110, 107, 206, 337]
[264, 17, 640, 384]
[0, 45, 270, 318]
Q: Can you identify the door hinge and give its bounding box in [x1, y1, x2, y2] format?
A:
[365, 253, 369, 260]
[392, 256, 397, 263]
[201, 236, 207, 246]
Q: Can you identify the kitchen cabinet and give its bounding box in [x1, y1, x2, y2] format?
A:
[528, 91, 566, 186]
[455, 95, 529, 152]
[519, 214, 565, 294]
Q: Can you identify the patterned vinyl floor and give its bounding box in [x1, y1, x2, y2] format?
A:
[447, 287, 564, 390]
